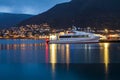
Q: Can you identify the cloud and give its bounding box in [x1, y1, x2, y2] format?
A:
[21, 7, 38, 14]
[0, 6, 13, 13]
[0, 0, 71, 14]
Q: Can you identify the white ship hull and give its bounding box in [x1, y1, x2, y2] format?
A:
[49, 38, 99, 44]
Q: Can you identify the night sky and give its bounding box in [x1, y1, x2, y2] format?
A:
[0, 0, 71, 14]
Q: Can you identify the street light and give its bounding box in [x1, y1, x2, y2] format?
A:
[105, 29, 108, 33]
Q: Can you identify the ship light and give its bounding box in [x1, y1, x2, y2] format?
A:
[59, 32, 65, 35]
[50, 35, 57, 40]
[109, 34, 119, 37]
[105, 29, 108, 33]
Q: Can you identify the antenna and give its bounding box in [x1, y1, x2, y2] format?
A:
[72, 25, 77, 31]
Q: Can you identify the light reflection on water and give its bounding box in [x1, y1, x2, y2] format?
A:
[49, 44, 70, 72]
[0, 40, 118, 64]
[48, 43, 111, 74]
[50, 44, 57, 73]
[99, 43, 110, 74]
[99, 43, 109, 80]
[66, 44, 70, 70]
[0, 40, 120, 80]
[104, 43, 109, 74]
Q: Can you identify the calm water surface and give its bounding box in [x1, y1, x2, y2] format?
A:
[0, 39, 120, 80]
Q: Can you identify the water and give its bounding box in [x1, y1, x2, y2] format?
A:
[0, 39, 120, 80]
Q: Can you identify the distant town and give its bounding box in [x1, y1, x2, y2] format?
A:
[0, 23, 120, 40]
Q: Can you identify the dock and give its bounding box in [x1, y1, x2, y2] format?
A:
[100, 39, 120, 43]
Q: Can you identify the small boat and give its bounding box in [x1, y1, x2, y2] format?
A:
[47, 26, 100, 44]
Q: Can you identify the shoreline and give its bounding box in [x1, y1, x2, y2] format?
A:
[0, 38, 45, 40]
[0, 38, 120, 43]
[99, 40, 120, 43]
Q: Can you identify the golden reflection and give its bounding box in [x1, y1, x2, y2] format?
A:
[50, 44, 57, 73]
[104, 43, 110, 73]
[66, 44, 70, 70]
[61, 45, 65, 62]
[21, 44, 26, 50]
[21, 44, 25, 47]
[13, 44, 17, 50]
[99, 43, 110, 74]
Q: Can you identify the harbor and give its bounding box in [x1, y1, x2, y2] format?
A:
[1, 27, 120, 43]
[0, 39, 120, 80]
[0, 0, 120, 80]
[46, 27, 120, 44]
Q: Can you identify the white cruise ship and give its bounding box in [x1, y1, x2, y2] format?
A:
[47, 27, 100, 44]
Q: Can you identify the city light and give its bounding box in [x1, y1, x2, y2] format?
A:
[50, 35, 57, 40]
[105, 29, 108, 33]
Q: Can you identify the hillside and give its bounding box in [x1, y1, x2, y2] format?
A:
[18, 0, 120, 29]
[0, 13, 33, 28]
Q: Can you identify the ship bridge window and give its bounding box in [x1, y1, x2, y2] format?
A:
[71, 35, 89, 38]
[59, 36, 72, 38]
[59, 35, 89, 38]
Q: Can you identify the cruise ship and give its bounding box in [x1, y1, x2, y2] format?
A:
[47, 27, 100, 44]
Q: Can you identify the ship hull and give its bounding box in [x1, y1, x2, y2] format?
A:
[49, 38, 99, 44]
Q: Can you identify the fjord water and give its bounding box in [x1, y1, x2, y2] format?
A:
[0, 39, 120, 80]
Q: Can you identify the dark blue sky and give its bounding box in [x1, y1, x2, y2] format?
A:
[0, 0, 71, 14]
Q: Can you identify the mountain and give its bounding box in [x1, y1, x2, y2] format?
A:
[19, 0, 120, 29]
[0, 13, 33, 29]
